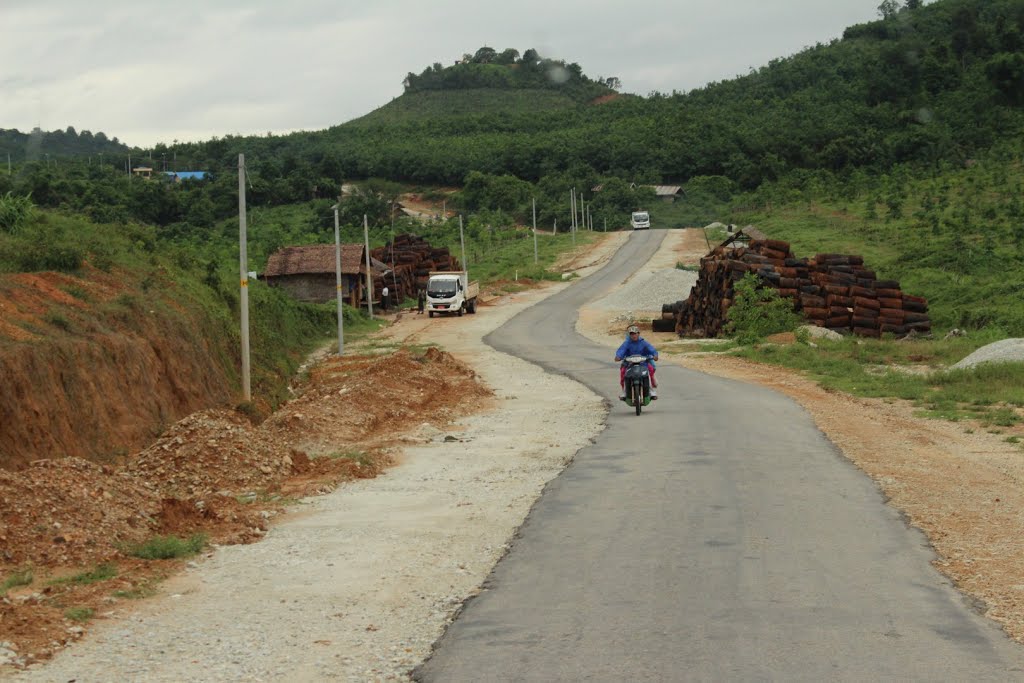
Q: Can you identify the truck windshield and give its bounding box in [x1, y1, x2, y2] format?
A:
[428, 280, 457, 297]
[632, 212, 648, 221]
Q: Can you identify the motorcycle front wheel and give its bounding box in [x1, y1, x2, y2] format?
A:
[633, 383, 642, 415]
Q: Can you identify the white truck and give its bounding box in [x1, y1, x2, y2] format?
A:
[630, 211, 651, 230]
[426, 271, 479, 317]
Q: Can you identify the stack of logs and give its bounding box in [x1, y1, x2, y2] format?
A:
[663, 228, 931, 338]
[369, 233, 461, 304]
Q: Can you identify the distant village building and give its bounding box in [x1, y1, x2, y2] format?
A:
[650, 185, 684, 202]
[132, 167, 154, 179]
[162, 171, 210, 182]
[590, 183, 685, 203]
[262, 244, 389, 307]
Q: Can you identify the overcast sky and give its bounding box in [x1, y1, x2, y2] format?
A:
[1, 0, 884, 149]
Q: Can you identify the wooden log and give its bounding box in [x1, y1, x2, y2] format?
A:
[903, 311, 930, 324]
[800, 294, 827, 309]
[802, 307, 829, 319]
[876, 288, 902, 299]
[852, 316, 878, 328]
[879, 308, 905, 320]
[880, 324, 909, 335]
[826, 315, 852, 327]
[853, 296, 881, 310]
[878, 297, 903, 309]
[853, 327, 881, 338]
[824, 284, 850, 295]
[902, 300, 928, 313]
[827, 295, 854, 307]
[874, 279, 900, 289]
[829, 305, 852, 316]
[850, 285, 876, 298]
[853, 307, 879, 319]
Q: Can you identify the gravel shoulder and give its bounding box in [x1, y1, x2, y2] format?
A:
[9, 239, 622, 682]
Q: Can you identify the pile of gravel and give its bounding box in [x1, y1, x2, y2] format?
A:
[951, 338, 1024, 370]
[591, 268, 698, 312]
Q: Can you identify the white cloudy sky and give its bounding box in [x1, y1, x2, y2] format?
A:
[1, 0, 884, 149]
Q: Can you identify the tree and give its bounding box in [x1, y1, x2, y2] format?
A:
[877, 0, 898, 19]
[473, 47, 497, 64]
[495, 48, 520, 65]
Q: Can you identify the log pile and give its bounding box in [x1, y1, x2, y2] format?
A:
[670, 228, 931, 338]
[369, 233, 461, 304]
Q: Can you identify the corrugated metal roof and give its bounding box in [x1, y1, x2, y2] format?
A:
[264, 244, 366, 277]
[651, 185, 683, 196]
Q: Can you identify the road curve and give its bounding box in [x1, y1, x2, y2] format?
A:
[416, 230, 1024, 681]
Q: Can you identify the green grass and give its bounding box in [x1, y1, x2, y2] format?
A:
[47, 563, 117, 586]
[730, 333, 1024, 425]
[64, 607, 94, 622]
[326, 450, 374, 467]
[122, 533, 207, 560]
[112, 582, 159, 600]
[1, 569, 33, 594]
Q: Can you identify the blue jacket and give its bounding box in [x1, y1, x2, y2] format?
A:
[615, 334, 658, 364]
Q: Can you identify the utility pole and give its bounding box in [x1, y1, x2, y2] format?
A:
[333, 203, 344, 355]
[532, 197, 538, 265]
[238, 154, 252, 401]
[459, 215, 467, 273]
[570, 189, 576, 246]
[363, 214, 374, 318]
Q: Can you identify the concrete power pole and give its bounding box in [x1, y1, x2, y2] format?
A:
[364, 214, 374, 318]
[237, 154, 252, 401]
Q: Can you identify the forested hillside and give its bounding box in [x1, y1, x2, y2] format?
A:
[2, 0, 1024, 334]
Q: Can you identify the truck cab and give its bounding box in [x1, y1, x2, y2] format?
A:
[426, 271, 479, 317]
[630, 211, 650, 230]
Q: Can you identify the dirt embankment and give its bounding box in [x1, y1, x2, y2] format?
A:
[0, 268, 234, 470]
[1, 342, 490, 669]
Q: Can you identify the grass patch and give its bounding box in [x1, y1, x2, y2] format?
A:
[122, 533, 207, 560]
[1, 569, 33, 594]
[730, 332, 1024, 425]
[64, 607, 94, 622]
[326, 450, 374, 467]
[47, 563, 117, 586]
[112, 581, 159, 600]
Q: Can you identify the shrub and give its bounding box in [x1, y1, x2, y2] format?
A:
[124, 533, 207, 560]
[0, 192, 35, 234]
[726, 273, 800, 344]
[1, 569, 33, 595]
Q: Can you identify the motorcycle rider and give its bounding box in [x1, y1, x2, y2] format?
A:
[615, 325, 659, 400]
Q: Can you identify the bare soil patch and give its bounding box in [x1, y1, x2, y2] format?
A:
[0, 346, 489, 668]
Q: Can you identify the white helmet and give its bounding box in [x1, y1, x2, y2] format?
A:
[627, 325, 640, 335]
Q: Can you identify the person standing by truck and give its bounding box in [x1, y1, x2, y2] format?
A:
[381, 285, 389, 312]
[417, 287, 426, 314]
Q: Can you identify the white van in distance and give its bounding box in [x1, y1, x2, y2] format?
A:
[630, 211, 650, 230]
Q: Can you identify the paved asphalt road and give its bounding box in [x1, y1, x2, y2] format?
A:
[415, 230, 1024, 682]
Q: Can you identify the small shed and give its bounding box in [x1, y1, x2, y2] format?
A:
[263, 244, 383, 307]
[650, 185, 684, 202]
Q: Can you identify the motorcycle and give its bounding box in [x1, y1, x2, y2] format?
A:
[621, 354, 653, 415]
